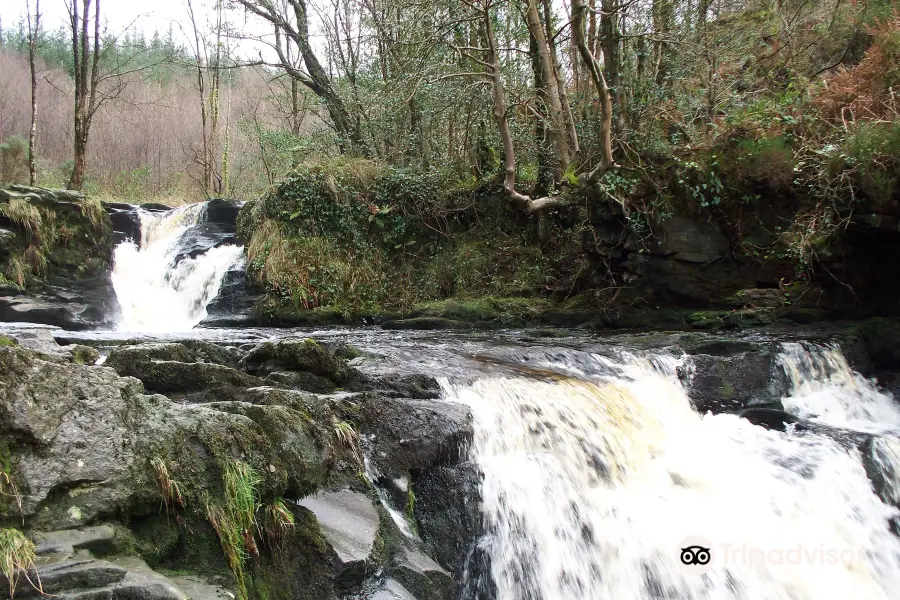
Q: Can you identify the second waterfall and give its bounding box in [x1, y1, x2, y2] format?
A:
[110, 202, 245, 332]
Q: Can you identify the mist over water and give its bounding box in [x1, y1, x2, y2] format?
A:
[447, 347, 900, 600]
[110, 203, 244, 333]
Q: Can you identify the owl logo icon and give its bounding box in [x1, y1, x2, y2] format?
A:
[680, 545, 711, 566]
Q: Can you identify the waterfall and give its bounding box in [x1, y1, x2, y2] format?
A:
[110, 203, 245, 332]
[447, 349, 900, 600]
[778, 342, 900, 432]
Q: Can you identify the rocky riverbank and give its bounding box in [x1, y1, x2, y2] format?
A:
[0, 330, 475, 600]
[2, 320, 900, 599]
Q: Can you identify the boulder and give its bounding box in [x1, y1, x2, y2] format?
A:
[106, 341, 245, 369]
[104, 202, 143, 246]
[679, 340, 788, 414]
[298, 488, 380, 586]
[362, 373, 442, 399]
[0, 336, 463, 600]
[412, 463, 484, 577]
[0, 343, 340, 529]
[104, 342, 258, 395]
[9, 555, 199, 599]
[358, 398, 472, 477]
[105, 358, 261, 394]
[241, 338, 352, 383]
[202, 267, 260, 327]
[390, 547, 455, 600]
[369, 578, 419, 600]
[265, 370, 338, 393]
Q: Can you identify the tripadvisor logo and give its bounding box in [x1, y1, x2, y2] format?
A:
[677, 536, 714, 575]
[677, 536, 864, 575]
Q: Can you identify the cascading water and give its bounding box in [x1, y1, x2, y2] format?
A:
[110, 203, 245, 332]
[447, 346, 900, 600]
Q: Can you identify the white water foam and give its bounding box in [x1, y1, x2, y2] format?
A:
[111, 203, 245, 332]
[778, 342, 900, 433]
[447, 351, 900, 600]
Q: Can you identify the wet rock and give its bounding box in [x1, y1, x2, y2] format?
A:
[679, 343, 788, 414]
[362, 373, 441, 399]
[0, 341, 338, 529]
[105, 342, 258, 394]
[170, 200, 242, 265]
[105, 358, 261, 394]
[265, 370, 337, 393]
[139, 202, 170, 212]
[202, 268, 259, 326]
[413, 463, 483, 575]
[298, 488, 379, 586]
[359, 398, 472, 477]
[656, 217, 729, 263]
[106, 341, 245, 370]
[169, 575, 234, 600]
[369, 578, 418, 600]
[738, 407, 800, 432]
[241, 338, 352, 383]
[391, 547, 455, 600]
[33, 525, 117, 554]
[104, 202, 143, 246]
[3, 328, 69, 358]
[0, 227, 16, 256]
[855, 318, 900, 372]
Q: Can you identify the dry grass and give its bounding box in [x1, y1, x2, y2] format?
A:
[246, 219, 391, 311]
[333, 419, 364, 469]
[0, 528, 41, 598]
[150, 457, 183, 518]
[79, 196, 107, 230]
[0, 199, 42, 239]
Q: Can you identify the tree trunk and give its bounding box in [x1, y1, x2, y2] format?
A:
[67, 0, 100, 191]
[600, 0, 625, 134]
[237, 0, 367, 155]
[187, 0, 211, 195]
[572, 0, 615, 170]
[530, 33, 554, 196]
[524, 0, 569, 178]
[291, 78, 302, 135]
[542, 0, 580, 156]
[653, 0, 674, 86]
[26, 0, 39, 186]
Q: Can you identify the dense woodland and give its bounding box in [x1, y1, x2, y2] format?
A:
[0, 0, 899, 317]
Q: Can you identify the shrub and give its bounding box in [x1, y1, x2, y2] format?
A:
[0, 137, 28, 186]
[814, 13, 900, 122]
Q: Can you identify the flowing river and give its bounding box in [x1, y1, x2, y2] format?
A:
[7, 203, 900, 600]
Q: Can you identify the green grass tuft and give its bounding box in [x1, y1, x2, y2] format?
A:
[206, 460, 262, 600]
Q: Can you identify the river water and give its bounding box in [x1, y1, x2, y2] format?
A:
[7, 203, 900, 600]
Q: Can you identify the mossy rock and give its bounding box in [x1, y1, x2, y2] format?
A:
[106, 353, 261, 394]
[71, 344, 100, 365]
[240, 339, 351, 383]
